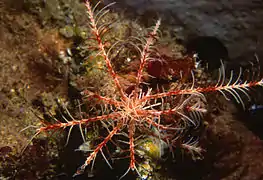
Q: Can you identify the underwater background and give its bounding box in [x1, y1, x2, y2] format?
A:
[1, 0, 263, 179]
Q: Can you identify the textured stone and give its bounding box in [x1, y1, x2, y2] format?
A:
[105, 0, 263, 60]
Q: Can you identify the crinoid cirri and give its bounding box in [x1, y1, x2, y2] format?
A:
[24, 0, 263, 179]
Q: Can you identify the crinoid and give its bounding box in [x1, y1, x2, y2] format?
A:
[24, 0, 263, 179]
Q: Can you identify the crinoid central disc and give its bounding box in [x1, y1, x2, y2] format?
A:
[122, 98, 143, 118]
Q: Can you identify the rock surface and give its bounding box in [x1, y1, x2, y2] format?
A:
[105, 0, 263, 60]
